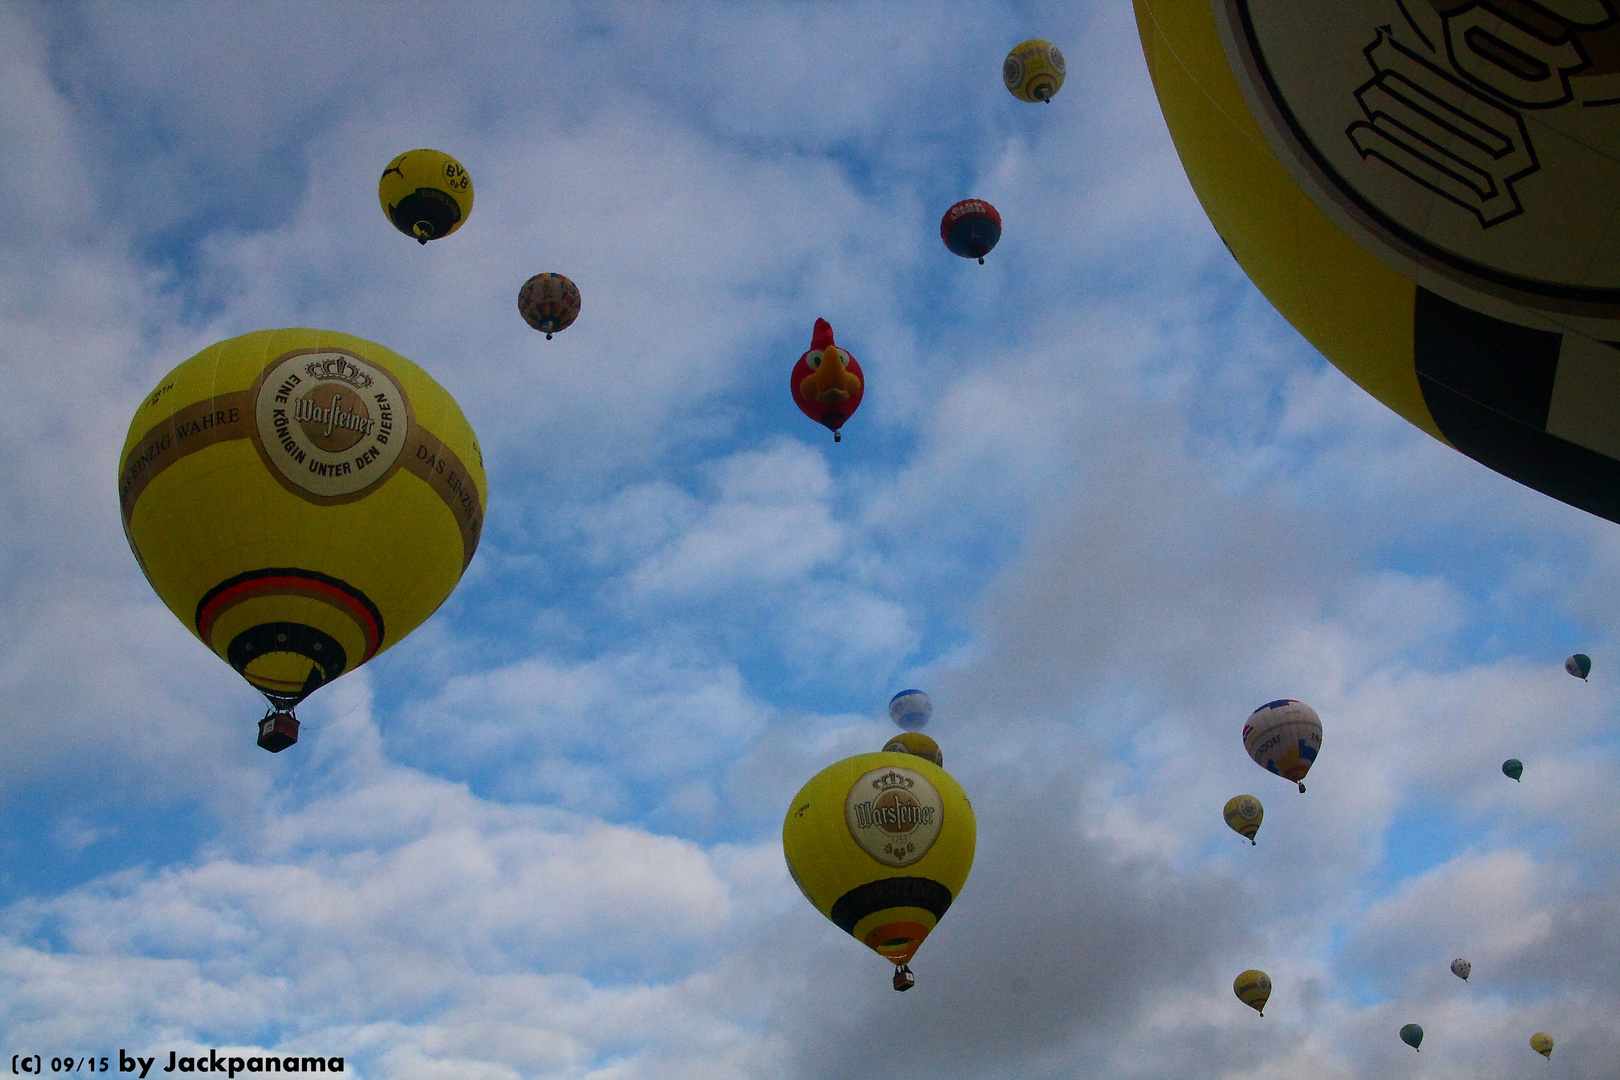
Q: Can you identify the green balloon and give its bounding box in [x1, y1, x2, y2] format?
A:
[1400, 1024, 1424, 1051]
[1503, 759, 1523, 782]
[1566, 653, 1592, 680]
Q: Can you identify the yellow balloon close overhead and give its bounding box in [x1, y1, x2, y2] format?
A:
[378, 149, 473, 244]
[783, 750, 976, 976]
[1004, 39, 1066, 102]
[119, 329, 485, 748]
[1135, 0, 1620, 524]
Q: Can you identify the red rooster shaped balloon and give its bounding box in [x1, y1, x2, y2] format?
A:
[790, 318, 864, 442]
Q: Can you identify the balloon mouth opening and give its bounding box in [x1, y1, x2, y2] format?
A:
[413, 222, 435, 242]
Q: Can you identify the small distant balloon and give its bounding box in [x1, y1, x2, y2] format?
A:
[1530, 1032, 1554, 1059]
[889, 689, 933, 731]
[378, 149, 473, 244]
[1243, 699, 1322, 792]
[1003, 39, 1065, 102]
[1223, 794, 1264, 845]
[518, 273, 582, 339]
[1502, 759, 1523, 782]
[1451, 958, 1471, 982]
[1400, 1023, 1424, 1051]
[1565, 653, 1591, 680]
[790, 318, 864, 442]
[1232, 969, 1271, 1015]
[884, 730, 943, 767]
[940, 199, 1002, 264]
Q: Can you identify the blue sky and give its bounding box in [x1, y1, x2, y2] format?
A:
[1, 1, 1617, 1077]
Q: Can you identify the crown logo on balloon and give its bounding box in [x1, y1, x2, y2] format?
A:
[305, 356, 375, 390]
[871, 770, 915, 793]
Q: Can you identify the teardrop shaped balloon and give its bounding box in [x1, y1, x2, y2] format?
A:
[378, 149, 473, 244]
[1243, 700, 1322, 792]
[888, 688, 933, 731]
[1451, 958, 1471, 981]
[1566, 653, 1591, 681]
[883, 731, 943, 767]
[518, 273, 582, 340]
[790, 318, 864, 442]
[1233, 969, 1271, 1015]
[1003, 39, 1065, 102]
[783, 748, 975, 988]
[1530, 1032, 1553, 1059]
[1400, 1023, 1424, 1052]
[1223, 794, 1264, 845]
[1503, 759, 1523, 782]
[119, 329, 485, 751]
[940, 199, 1002, 264]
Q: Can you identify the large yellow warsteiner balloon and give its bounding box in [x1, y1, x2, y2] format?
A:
[783, 750, 976, 989]
[119, 329, 485, 751]
[1135, 0, 1620, 524]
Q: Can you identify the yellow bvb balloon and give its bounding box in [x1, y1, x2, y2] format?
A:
[378, 149, 473, 244]
[1223, 794, 1263, 844]
[1135, 0, 1620, 524]
[1233, 968, 1271, 1015]
[783, 749, 976, 986]
[1530, 1032, 1554, 1059]
[119, 328, 486, 751]
[1004, 39, 1066, 102]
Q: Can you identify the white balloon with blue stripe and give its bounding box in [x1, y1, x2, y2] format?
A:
[889, 689, 933, 731]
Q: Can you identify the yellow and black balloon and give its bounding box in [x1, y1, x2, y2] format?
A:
[1135, 0, 1620, 524]
[119, 328, 485, 751]
[378, 149, 473, 244]
[783, 740, 975, 988]
[1004, 39, 1066, 102]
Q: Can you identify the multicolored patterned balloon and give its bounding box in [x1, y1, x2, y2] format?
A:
[1243, 700, 1322, 793]
[518, 273, 582, 339]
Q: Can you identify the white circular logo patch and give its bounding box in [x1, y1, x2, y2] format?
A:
[254, 349, 409, 498]
[844, 766, 944, 868]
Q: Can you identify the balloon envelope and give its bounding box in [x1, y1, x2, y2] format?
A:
[883, 731, 943, 767]
[1451, 958, 1471, 981]
[1503, 759, 1523, 782]
[1003, 38, 1065, 102]
[783, 751, 975, 970]
[1223, 794, 1264, 844]
[1566, 653, 1592, 680]
[518, 273, 581, 339]
[940, 199, 1002, 262]
[378, 149, 473, 244]
[1134, 1, 1620, 524]
[120, 329, 485, 727]
[889, 689, 933, 730]
[1243, 700, 1322, 792]
[1233, 969, 1271, 1015]
[790, 318, 864, 438]
[1531, 1032, 1554, 1059]
[1400, 1024, 1424, 1051]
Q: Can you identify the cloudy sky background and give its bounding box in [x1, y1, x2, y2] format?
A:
[1, 0, 1617, 1076]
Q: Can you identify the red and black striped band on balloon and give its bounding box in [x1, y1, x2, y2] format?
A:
[195, 568, 385, 663]
[829, 876, 953, 936]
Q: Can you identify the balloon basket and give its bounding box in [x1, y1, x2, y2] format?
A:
[892, 965, 915, 992]
[257, 710, 300, 753]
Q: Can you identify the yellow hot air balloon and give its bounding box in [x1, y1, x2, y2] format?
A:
[1003, 39, 1066, 103]
[1530, 1032, 1554, 1059]
[1223, 794, 1264, 845]
[882, 731, 943, 767]
[1134, 1, 1620, 524]
[783, 747, 975, 990]
[1233, 969, 1271, 1015]
[378, 149, 473, 244]
[119, 328, 486, 751]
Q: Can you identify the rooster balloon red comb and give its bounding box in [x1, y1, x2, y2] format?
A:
[790, 318, 864, 442]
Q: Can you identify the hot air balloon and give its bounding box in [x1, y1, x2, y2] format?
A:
[1531, 1032, 1554, 1059]
[783, 741, 975, 991]
[119, 329, 486, 751]
[1566, 653, 1592, 681]
[883, 731, 943, 767]
[518, 273, 582, 339]
[1400, 1024, 1424, 1052]
[1223, 795, 1264, 845]
[1233, 969, 1271, 1015]
[1243, 700, 1322, 792]
[1003, 39, 1065, 102]
[1451, 958, 1471, 982]
[378, 149, 473, 244]
[1134, 1, 1620, 525]
[940, 200, 1002, 264]
[1503, 759, 1523, 782]
[889, 689, 933, 731]
[790, 318, 864, 442]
